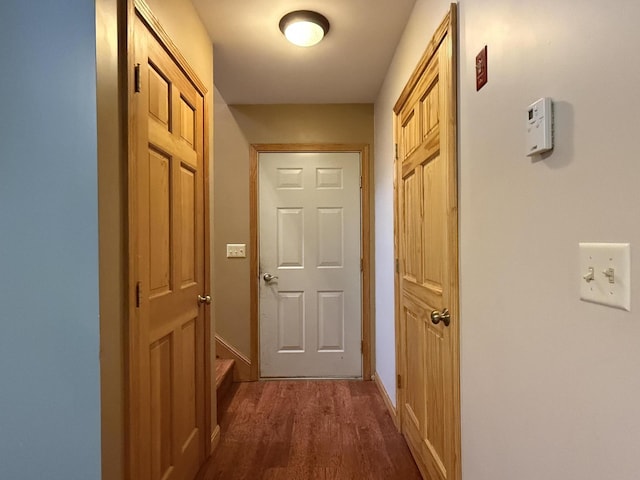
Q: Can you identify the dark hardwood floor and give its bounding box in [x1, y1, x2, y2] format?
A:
[199, 380, 421, 480]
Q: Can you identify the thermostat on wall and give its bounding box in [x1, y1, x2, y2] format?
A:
[526, 97, 553, 156]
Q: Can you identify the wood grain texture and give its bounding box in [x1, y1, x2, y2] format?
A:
[210, 425, 221, 457]
[198, 380, 420, 480]
[248, 147, 259, 381]
[203, 90, 214, 456]
[216, 334, 253, 382]
[393, 5, 460, 480]
[215, 359, 235, 424]
[127, 2, 211, 478]
[360, 145, 372, 381]
[215, 358, 235, 389]
[373, 374, 399, 431]
[393, 4, 451, 114]
[134, 0, 207, 95]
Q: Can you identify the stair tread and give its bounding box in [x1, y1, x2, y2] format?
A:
[215, 358, 235, 389]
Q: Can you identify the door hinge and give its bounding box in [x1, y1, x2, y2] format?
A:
[395, 258, 399, 274]
[134, 63, 141, 93]
[360, 258, 363, 272]
[394, 143, 398, 160]
[135, 282, 141, 308]
[397, 374, 402, 389]
[359, 175, 362, 189]
[361, 340, 364, 353]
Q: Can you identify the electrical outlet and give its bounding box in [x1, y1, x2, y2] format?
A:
[226, 243, 246, 258]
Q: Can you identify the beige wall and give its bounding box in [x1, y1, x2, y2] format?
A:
[144, 0, 213, 91]
[97, 1, 125, 479]
[98, 1, 215, 479]
[372, 0, 446, 407]
[213, 93, 375, 371]
[375, 0, 640, 478]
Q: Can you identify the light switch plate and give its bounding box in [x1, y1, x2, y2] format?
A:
[579, 243, 630, 311]
[226, 243, 246, 258]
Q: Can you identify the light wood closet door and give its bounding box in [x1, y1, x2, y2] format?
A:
[132, 14, 207, 480]
[394, 6, 460, 480]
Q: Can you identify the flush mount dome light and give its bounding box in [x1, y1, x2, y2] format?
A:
[279, 10, 330, 47]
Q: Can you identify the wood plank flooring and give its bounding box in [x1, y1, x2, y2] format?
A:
[199, 380, 421, 480]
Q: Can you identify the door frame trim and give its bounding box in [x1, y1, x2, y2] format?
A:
[249, 143, 372, 381]
[393, 4, 460, 479]
[125, 1, 212, 478]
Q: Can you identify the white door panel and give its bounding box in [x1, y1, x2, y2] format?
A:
[259, 152, 361, 378]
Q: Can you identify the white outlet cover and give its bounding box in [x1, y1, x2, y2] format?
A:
[226, 243, 247, 258]
[579, 243, 631, 311]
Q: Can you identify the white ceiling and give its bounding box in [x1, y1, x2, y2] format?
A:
[192, 0, 417, 104]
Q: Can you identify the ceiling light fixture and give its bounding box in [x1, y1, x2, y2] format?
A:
[279, 10, 330, 47]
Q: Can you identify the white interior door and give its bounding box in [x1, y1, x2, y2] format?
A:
[259, 151, 362, 378]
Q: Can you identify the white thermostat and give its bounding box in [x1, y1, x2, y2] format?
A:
[526, 97, 553, 156]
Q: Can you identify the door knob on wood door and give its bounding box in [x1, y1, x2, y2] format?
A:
[197, 294, 212, 305]
[263, 273, 278, 283]
[430, 308, 450, 327]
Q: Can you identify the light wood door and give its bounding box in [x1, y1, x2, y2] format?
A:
[258, 152, 362, 378]
[394, 6, 460, 480]
[130, 11, 208, 480]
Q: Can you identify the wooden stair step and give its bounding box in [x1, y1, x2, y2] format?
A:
[215, 358, 235, 389]
[215, 358, 236, 424]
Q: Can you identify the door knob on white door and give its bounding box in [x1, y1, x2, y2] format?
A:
[263, 273, 278, 283]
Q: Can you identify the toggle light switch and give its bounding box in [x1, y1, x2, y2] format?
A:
[603, 267, 615, 284]
[579, 243, 630, 311]
[582, 267, 595, 283]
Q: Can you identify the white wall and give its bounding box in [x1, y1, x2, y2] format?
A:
[375, 0, 640, 478]
[374, 0, 451, 407]
[0, 2, 100, 478]
[458, 1, 640, 478]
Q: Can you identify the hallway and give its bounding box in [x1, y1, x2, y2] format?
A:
[200, 380, 421, 480]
